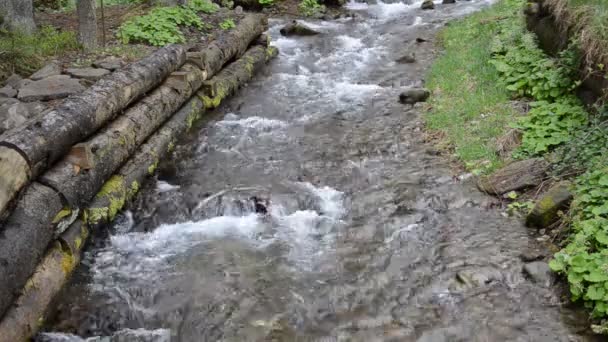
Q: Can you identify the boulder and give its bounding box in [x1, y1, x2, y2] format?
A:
[280, 21, 320, 36]
[65, 67, 111, 81]
[399, 88, 430, 105]
[523, 261, 553, 287]
[30, 61, 61, 81]
[421, 0, 434, 10]
[0, 86, 17, 98]
[526, 181, 573, 228]
[17, 75, 85, 102]
[442, 0, 456, 3]
[92, 56, 125, 71]
[477, 158, 548, 195]
[15, 78, 33, 90]
[3, 74, 23, 88]
[0, 101, 32, 133]
[396, 52, 416, 64]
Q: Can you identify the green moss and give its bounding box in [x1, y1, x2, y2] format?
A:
[128, 180, 140, 200]
[168, 141, 176, 152]
[148, 159, 159, 175]
[52, 207, 72, 224]
[86, 207, 110, 225]
[90, 175, 128, 224]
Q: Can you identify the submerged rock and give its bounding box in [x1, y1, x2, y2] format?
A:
[526, 181, 573, 228]
[17, 75, 85, 102]
[477, 158, 548, 195]
[399, 88, 430, 106]
[280, 21, 320, 37]
[523, 261, 553, 287]
[30, 61, 61, 81]
[443, 0, 456, 3]
[421, 0, 434, 10]
[395, 52, 416, 64]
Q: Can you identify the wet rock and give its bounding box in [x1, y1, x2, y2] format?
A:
[523, 261, 553, 287]
[30, 61, 62, 81]
[234, 5, 243, 14]
[395, 52, 416, 64]
[3, 74, 23, 88]
[526, 181, 573, 228]
[0, 101, 31, 133]
[399, 88, 430, 106]
[519, 249, 544, 262]
[443, 0, 456, 3]
[417, 326, 471, 342]
[17, 75, 85, 102]
[280, 20, 320, 37]
[65, 67, 111, 81]
[92, 56, 125, 71]
[477, 158, 548, 195]
[415, 37, 428, 43]
[0, 86, 17, 98]
[421, 0, 434, 10]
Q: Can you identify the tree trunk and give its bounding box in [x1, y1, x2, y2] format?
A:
[201, 45, 278, 109]
[0, 0, 36, 34]
[40, 64, 206, 209]
[0, 44, 186, 218]
[76, 0, 98, 50]
[0, 182, 64, 320]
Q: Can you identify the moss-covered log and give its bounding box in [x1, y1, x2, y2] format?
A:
[86, 96, 206, 228]
[192, 13, 268, 79]
[0, 222, 88, 342]
[201, 45, 278, 109]
[0, 183, 64, 320]
[39, 64, 205, 210]
[0, 45, 186, 218]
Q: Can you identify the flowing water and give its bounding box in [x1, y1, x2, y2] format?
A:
[42, 1, 597, 341]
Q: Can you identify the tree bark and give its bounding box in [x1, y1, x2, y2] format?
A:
[0, 0, 36, 34]
[0, 182, 64, 320]
[76, 0, 97, 51]
[0, 44, 186, 218]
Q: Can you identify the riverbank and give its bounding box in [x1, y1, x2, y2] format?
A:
[425, 0, 608, 333]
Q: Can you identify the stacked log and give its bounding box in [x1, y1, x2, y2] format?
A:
[0, 13, 277, 341]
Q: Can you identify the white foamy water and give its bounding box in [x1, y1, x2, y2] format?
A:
[216, 116, 289, 132]
[156, 180, 180, 192]
[90, 183, 346, 290]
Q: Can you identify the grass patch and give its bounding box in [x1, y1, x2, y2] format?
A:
[425, 0, 524, 173]
[0, 26, 79, 77]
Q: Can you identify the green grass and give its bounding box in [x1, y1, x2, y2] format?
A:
[566, 0, 608, 42]
[425, 0, 525, 173]
[0, 26, 80, 76]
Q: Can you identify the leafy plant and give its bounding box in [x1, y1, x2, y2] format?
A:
[513, 98, 588, 156]
[219, 18, 236, 30]
[299, 0, 324, 17]
[258, 0, 274, 6]
[188, 0, 219, 14]
[117, 6, 204, 46]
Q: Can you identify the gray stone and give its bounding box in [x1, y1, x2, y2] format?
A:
[65, 67, 111, 81]
[15, 78, 33, 90]
[234, 5, 243, 14]
[399, 88, 430, 105]
[526, 181, 573, 228]
[421, 0, 434, 10]
[442, 0, 456, 3]
[92, 56, 125, 71]
[3, 74, 23, 88]
[0, 101, 31, 133]
[396, 52, 416, 64]
[523, 261, 553, 287]
[30, 62, 61, 81]
[17, 75, 85, 102]
[477, 158, 549, 195]
[0, 86, 17, 98]
[280, 21, 320, 36]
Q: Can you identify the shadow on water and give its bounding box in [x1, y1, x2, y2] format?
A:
[42, 0, 598, 341]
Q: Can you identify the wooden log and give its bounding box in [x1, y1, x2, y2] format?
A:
[87, 96, 206, 229]
[201, 45, 278, 109]
[0, 182, 64, 319]
[0, 222, 88, 342]
[195, 13, 268, 78]
[0, 147, 29, 221]
[40, 64, 205, 210]
[0, 45, 186, 217]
